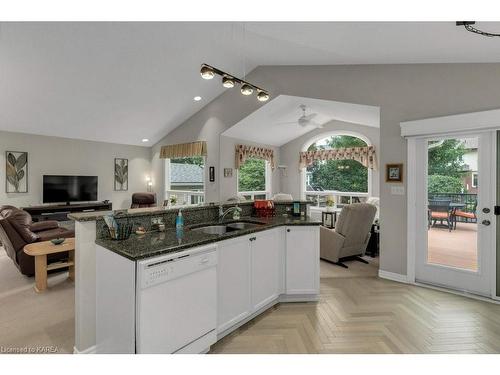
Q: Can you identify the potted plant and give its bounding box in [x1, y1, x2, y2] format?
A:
[326, 195, 335, 212]
[169, 194, 177, 206]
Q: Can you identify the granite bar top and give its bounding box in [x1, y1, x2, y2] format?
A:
[68, 200, 313, 222]
[95, 215, 321, 261]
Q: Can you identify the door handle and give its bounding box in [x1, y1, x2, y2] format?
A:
[482, 220, 491, 226]
[287, 229, 290, 232]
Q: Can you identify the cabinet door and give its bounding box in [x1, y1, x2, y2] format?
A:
[285, 226, 320, 295]
[217, 236, 252, 333]
[251, 228, 283, 311]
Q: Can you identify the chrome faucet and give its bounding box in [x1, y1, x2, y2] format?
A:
[219, 205, 242, 222]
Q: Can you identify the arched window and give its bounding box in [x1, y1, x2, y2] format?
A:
[303, 134, 371, 206]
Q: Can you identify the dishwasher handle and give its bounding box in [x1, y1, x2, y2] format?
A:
[140, 249, 217, 289]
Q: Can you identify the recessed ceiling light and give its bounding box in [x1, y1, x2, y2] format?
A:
[141, 138, 149, 143]
[193, 96, 202, 102]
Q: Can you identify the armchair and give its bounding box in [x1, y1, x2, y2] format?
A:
[320, 203, 377, 268]
[0, 205, 74, 276]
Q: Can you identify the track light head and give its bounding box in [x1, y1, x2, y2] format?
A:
[200, 65, 215, 80]
[257, 90, 270, 102]
[241, 84, 253, 96]
[222, 75, 235, 88]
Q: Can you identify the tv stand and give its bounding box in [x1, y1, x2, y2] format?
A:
[22, 202, 112, 222]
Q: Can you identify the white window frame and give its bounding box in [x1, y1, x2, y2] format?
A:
[237, 159, 271, 200]
[300, 131, 373, 207]
[164, 157, 206, 207]
[472, 172, 478, 188]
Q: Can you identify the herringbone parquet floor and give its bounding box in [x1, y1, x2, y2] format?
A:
[210, 258, 500, 354]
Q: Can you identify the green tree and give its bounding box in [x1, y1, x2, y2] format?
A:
[170, 156, 204, 166]
[307, 135, 368, 192]
[428, 175, 464, 194]
[238, 158, 266, 191]
[427, 140, 466, 178]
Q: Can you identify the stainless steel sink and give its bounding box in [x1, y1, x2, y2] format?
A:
[226, 221, 265, 230]
[190, 225, 228, 235]
[189, 220, 266, 235]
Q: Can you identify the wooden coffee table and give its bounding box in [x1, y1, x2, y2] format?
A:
[23, 238, 75, 293]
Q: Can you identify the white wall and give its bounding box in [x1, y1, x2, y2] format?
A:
[219, 135, 281, 201]
[151, 63, 500, 277]
[0, 131, 151, 209]
[279, 120, 380, 199]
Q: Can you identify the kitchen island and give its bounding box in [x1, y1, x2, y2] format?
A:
[69, 201, 320, 354]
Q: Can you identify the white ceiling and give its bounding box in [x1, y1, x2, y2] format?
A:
[1, 22, 500, 146]
[222, 95, 380, 146]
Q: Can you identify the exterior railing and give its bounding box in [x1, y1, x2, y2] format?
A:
[428, 192, 477, 223]
[305, 191, 369, 208]
[165, 189, 205, 206]
[238, 191, 269, 201]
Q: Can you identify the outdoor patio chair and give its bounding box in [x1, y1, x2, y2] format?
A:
[454, 201, 477, 229]
[428, 199, 453, 232]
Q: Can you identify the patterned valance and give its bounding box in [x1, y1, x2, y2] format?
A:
[235, 144, 276, 170]
[160, 141, 207, 159]
[299, 146, 377, 170]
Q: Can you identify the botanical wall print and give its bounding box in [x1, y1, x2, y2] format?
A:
[6, 151, 28, 193]
[114, 158, 128, 191]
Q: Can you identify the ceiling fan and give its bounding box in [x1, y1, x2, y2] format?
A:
[277, 104, 323, 128]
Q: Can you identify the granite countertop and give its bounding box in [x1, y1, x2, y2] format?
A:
[95, 215, 321, 261]
[68, 200, 313, 222]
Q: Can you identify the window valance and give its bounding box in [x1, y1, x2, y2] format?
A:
[235, 144, 276, 170]
[299, 146, 377, 170]
[160, 141, 207, 159]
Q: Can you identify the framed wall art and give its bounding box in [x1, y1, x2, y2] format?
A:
[6, 151, 28, 193]
[114, 158, 129, 191]
[385, 163, 403, 183]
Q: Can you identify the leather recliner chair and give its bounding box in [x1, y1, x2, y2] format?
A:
[131, 192, 157, 208]
[0, 205, 74, 276]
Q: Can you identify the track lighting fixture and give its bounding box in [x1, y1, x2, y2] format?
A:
[456, 21, 500, 37]
[257, 90, 270, 102]
[200, 65, 215, 79]
[222, 75, 235, 88]
[199, 63, 270, 102]
[240, 84, 253, 96]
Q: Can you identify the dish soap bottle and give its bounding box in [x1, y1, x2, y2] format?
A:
[176, 208, 184, 230]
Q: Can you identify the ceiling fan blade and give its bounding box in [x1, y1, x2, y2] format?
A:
[275, 121, 299, 126]
[303, 113, 317, 121]
[308, 121, 324, 129]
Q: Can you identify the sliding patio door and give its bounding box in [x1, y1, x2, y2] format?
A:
[414, 132, 495, 297]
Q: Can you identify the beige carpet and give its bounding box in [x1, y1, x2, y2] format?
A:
[0, 247, 74, 354]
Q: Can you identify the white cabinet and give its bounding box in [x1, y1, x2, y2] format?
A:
[285, 226, 320, 295]
[217, 225, 319, 336]
[217, 235, 252, 333]
[251, 228, 284, 311]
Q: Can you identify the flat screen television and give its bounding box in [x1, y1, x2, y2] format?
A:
[43, 175, 98, 204]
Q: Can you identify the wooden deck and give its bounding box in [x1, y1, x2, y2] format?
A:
[428, 222, 478, 271]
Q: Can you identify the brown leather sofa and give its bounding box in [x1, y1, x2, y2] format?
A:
[131, 192, 157, 208]
[0, 205, 74, 276]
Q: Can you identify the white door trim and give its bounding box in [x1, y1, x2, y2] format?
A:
[402, 109, 500, 300]
[401, 108, 500, 137]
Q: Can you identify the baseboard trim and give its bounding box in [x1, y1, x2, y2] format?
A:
[378, 270, 408, 284]
[73, 345, 96, 354]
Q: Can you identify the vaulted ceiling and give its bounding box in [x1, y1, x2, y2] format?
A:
[1, 22, 500, 146]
